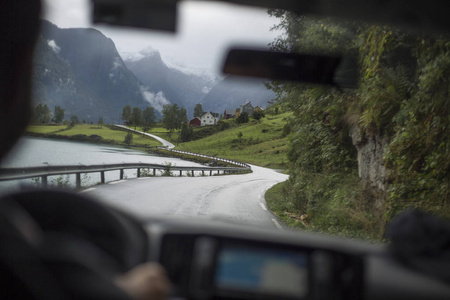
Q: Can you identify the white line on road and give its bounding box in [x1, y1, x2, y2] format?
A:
[79, 187, 96, 193]
[259, 203, 268, 211]
[137, 177, 151, 180]
[272, 218, 284, 231]
[259, 189, 267, 201]
[109, 180, 127, 185]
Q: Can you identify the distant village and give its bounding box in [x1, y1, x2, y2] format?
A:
[189, 101, 263, 127]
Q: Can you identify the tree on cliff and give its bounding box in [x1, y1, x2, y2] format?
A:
[268, 11, 449, 239]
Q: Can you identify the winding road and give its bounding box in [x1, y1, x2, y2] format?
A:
[114, 125, 175, 148]
[84, 164, 288, 230]
[84, 126, 289, 230]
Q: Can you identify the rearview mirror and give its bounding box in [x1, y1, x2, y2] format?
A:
[222, 48, 359, 89]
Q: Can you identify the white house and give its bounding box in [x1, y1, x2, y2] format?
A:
[200, 112, 219, 126]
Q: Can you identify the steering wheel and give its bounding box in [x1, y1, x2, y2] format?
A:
[0, 189, 149, 299]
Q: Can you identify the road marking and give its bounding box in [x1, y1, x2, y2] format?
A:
[79, 188, 96, 193]
[259, 203, 268, 211]
[109, 180, 127, 185]
[259, 192, 264, 200]
[272, 218, 284, 231]
[137, 177, 151, 180]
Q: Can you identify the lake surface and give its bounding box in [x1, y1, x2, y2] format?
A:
[0, 137, 204, 192]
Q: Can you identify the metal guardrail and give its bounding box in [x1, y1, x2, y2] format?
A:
[0, 162, 250, 188]
[115, 125, 250, 168]
[158, 148, 251, 169]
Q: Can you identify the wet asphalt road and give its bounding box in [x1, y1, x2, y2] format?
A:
[82, 165, 289, 230]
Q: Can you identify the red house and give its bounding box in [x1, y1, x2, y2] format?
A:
[189, 117, 201, 127]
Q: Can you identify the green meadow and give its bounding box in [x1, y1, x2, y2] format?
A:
[176, 112, 291, 169]
[26, 124, 161, 148]
[27, 112, 291, 169]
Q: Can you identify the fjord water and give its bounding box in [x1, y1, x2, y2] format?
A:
[0, 137, 203, 191]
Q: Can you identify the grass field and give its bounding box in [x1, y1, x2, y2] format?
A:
[26, 124, 67, 134]
[26, 124, 161, 148]
[27, 112, 291, 168]
[176, 112, 291, 168]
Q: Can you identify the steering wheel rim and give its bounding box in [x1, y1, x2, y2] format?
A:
[10, 189, 149, 272]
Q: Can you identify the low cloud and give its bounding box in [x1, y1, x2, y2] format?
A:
[112, 57, 122, 69]
[47, 40, 61, 53]
[140, 86, 170, 113]
[202, 86, 211, 94]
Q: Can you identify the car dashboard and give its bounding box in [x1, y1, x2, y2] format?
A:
[143, 215, 450, 300]
[2, 186, 450, 300]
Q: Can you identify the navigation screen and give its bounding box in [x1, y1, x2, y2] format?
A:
[215, 245, 308, 298]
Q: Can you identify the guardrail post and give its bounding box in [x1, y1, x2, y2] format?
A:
[153, 168, 156, 176]
[191, 170, 194, 177]
[137, 168, 141, 178]
[210, 170, 212, 176]
[202, 170, 205, 176]
[42, 175, 47, 188]
[101, 171, 105, 184]
[120, 169, 124, 180]
[179, 170, 182, 177]
[76, 173, 81, 188]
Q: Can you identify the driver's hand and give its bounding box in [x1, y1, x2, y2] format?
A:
[115, 263, 170, 300]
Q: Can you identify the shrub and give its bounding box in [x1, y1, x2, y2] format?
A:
[162, 162, 173, 176]
[252, 110, 265, 120]
[88, 135, 104, 142]
[236, 112, 249, 124]
[124, 132, 133, 145]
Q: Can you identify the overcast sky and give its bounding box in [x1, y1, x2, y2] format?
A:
[42, 0, 283, 74]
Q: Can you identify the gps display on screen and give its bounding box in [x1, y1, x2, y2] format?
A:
[215, 245, 308, 298]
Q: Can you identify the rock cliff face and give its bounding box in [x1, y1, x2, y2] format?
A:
[33, 20, 149, 123]
[350, 125, 389, 210]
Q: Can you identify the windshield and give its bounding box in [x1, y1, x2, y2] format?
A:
[2, 0, 449, 242]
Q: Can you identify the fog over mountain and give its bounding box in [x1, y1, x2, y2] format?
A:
[32, 21, 275, 123]
[125, 49, 276, 117]
[124, 47, 218, 118]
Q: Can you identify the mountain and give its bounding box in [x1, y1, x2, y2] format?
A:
[32, 20, 155, 123]
[200, 77, 276, 115]
[124, 48, 217, 118]
[32, 21, 275, 123]
[125, 48, 276, 118]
